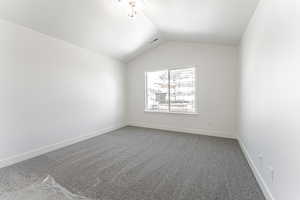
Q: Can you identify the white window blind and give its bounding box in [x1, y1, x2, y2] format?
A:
[145, 67, 196, 114]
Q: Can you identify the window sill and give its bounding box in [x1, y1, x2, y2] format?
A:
[144, 110, 199, 115]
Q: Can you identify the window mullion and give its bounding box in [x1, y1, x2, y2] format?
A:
[145, 72, 148, 110]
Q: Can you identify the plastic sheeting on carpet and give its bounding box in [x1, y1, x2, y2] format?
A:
[0, 175, 94, 200]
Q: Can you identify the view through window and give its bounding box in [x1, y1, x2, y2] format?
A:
[145, 67, 196, 113]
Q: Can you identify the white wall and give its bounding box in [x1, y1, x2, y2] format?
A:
[127, 42, 238, 138]
[239, 0, 300, 199]
[0, 19, 126, 167]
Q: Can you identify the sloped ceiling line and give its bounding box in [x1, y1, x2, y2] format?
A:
[0, 0, 260, 62]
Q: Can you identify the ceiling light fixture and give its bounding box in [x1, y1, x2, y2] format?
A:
[128, 1, 137, 18]
[118, 0, 144, 18]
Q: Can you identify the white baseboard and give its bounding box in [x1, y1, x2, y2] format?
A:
[129, 121, 236, 139]
[238, 138, 275, 200]
[0, 123, 127, 169]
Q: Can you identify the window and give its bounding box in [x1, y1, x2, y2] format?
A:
[145, 67, 197, 114]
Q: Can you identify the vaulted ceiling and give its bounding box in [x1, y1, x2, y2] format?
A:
[0, 0, 259, 62]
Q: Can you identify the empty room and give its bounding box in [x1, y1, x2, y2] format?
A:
[0, 0, 299, 200]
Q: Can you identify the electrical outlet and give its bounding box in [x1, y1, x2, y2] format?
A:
[258, 154, 263, 168]
[267, 166, 275, 183]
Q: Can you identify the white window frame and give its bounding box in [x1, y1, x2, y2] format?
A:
[144, 66, 199, 115]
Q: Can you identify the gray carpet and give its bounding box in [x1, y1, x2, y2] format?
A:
[0, 126, 265, 200]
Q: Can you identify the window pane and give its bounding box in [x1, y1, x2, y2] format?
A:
[170, 68, 196, 113]
[146, 70, 169, 112]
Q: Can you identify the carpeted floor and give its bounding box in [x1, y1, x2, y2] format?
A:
[0, 126, 265, 200]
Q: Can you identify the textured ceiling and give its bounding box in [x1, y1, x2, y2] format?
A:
[0, 0, 259, 62]
[144, 0, 260, 44]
